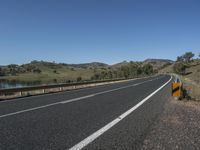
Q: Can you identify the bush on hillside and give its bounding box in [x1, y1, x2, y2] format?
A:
[76, 76, 82, 82]
[142, 64, 154, 75]
[173, 62, 187, 75]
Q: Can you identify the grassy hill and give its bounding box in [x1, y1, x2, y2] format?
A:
[0, 61, 106, 84]
[66, 62, 108, 69]
[183, 60, 200, 84]
[180, 60, 200, 100]
[158, 64, 174, 74]
[143, 59, 174, 70]
[0, 59, 174, 84]
[158, 59, 200, 100]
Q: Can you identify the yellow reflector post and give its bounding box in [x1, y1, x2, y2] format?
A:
[172, 82, 180, 97]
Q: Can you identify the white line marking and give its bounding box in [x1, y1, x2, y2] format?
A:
[0, 94, 96, 118]
[69, 76, 172, 150]
[0, 77, 161, 118]
[92, 78, 160, 96]
[60, 95, 95, 104]
[0, 76, 153, 104]
[0, 102, 61, 118]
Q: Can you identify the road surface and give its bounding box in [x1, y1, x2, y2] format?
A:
[0, 75, 172, 150]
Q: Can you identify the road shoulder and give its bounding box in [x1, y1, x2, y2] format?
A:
[141, 98, 200, 150]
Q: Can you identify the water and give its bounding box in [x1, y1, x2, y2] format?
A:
[0, 79, 42, 89]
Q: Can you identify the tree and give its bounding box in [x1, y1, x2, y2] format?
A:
[76, 76, 82, 82]
[129, 63, 138, 77]
[121, 65, 130, 78]
[142, 64, 153, 75]
[136, 67, 142, 75]
[112, 70, 118, 78]
[53, 70, 57, 73]
[107, 71, 113, 79]
[8, 64, 18, 69]
[33, 68, 42, 73]
[100, 71, 108, 79]
[7, 64, 18, 75]
[0, 68, 5, 76]
[176, 56, 184, 62]
[91, 73, 101, 80]
[182, 52, 195, 63]
[173, 62, 187, 75]
[66, 80, 71, 83]
[25, 64, 36, 72]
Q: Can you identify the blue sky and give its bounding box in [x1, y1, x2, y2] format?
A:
[0, 0, 199, 65]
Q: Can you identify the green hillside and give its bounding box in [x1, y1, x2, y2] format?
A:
[0, 59, 173, 84]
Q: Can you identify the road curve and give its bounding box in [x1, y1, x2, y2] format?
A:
[0, 75, 172, 150]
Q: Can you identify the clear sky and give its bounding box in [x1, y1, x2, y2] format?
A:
[0, 0, 199, 65]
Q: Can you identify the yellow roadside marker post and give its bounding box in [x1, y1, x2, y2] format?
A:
[172, 82, 181, 97]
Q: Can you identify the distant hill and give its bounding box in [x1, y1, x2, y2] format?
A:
[111, 61, 130, 68]
[144, 59, 174, 63]
[111, 59, 174, 70]
[0, 61, 110, 83]
[66, 62, 109, 69]
[29, 61, 108, 69]
[0, 59, 174, 84]
[0, 65, 5, 68]
[143, 59, 174, 70]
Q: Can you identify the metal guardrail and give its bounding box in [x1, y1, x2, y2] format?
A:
[0, 78, 129, 96]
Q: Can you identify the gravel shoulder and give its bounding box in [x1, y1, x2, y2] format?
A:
[141, 98, 200, 150]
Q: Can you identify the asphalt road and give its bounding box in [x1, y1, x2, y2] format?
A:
[0, 75, 172, 150]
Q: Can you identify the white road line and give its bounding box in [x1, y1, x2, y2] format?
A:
[69, 76, 172, 150]
[0, 102, 61, 118]
[0, 77, 162, 118]
[60, 95, 95, 104]
[93, 79, 153, 96]
[0, 76, 151, 104]
[0, 95, 95, 118]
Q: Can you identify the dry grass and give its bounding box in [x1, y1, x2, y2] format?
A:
[158, 60, 200, 101]
[180, 60, 200, 101]
[158, 63, 174, 74]
[181, 77, 200, 101]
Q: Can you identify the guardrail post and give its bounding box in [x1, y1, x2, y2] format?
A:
[59, 87, 62, 91]
[43, 89, 45, 94]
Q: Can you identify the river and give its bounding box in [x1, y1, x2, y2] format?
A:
[0, 79, 42, 89]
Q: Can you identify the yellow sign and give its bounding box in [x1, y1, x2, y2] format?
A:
[172, 82, 180, 97]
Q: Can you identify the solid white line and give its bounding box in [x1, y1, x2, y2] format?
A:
[69, 76, 172, 150]
[0, 77, 162, 118]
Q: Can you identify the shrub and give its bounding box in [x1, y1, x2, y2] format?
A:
[0, 68, 5, 76]
[142, 64, 153, 75]
[33, 68, 42, 74]
[53, 70, 57, 73]
[182, 52, 195, 63]
[76, 76, 82, 82]
[173, 62, 187, 75]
